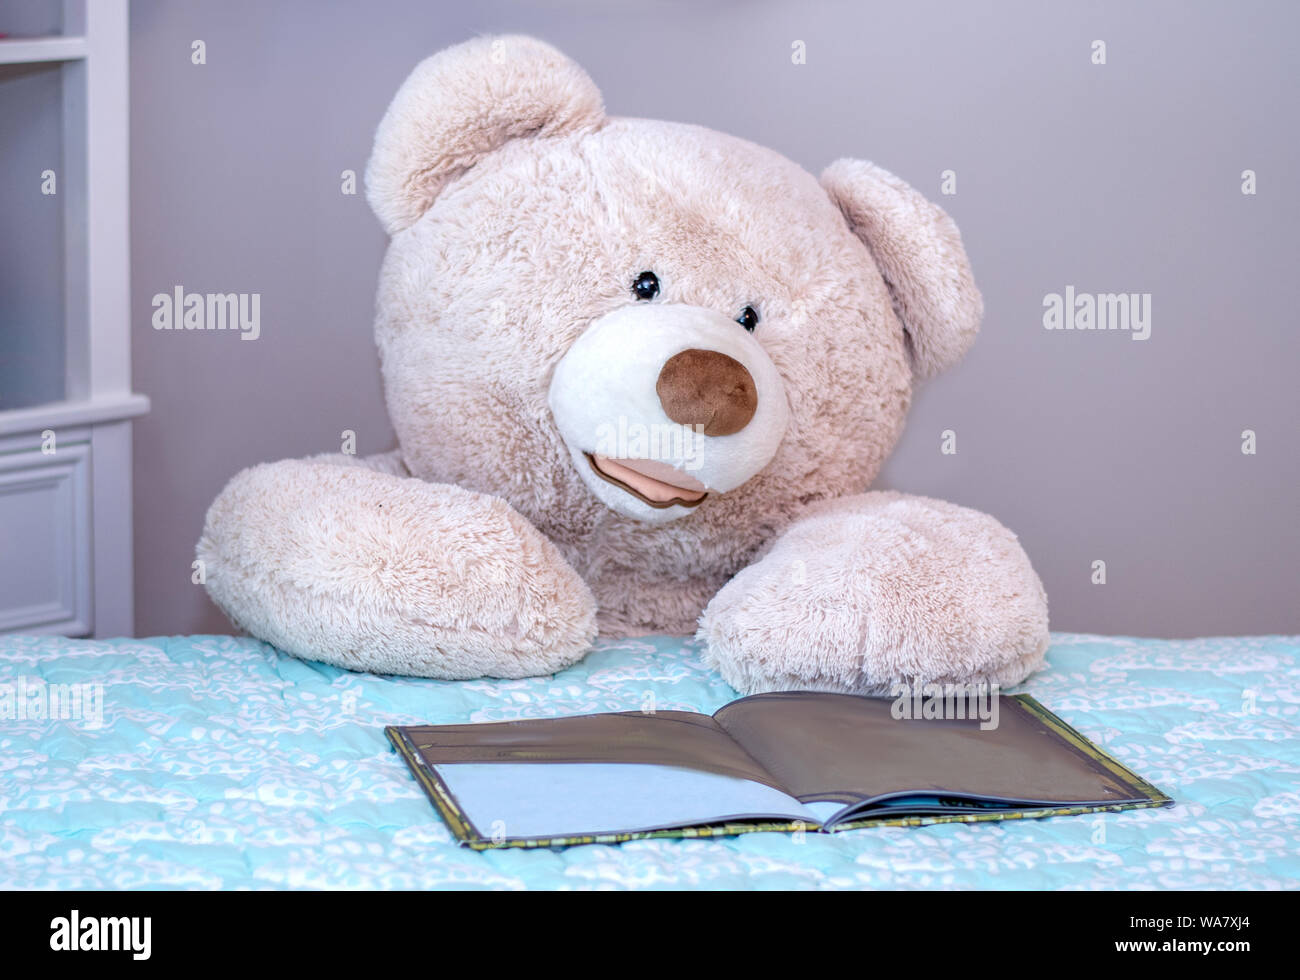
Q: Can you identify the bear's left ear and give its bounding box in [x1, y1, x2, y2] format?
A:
[821, 160, 982, 379]
[366, 35, 605, 235]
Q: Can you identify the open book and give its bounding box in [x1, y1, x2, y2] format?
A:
[387, 692, 1172, 849]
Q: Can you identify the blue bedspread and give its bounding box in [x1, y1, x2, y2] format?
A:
[1, 633, 1297, 889]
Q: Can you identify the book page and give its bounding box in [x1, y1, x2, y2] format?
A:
[434, 762, 818, 842]
[397, 710, 783, 787]
[714, 692, 1143, 808]
[394, 710, 817, 841]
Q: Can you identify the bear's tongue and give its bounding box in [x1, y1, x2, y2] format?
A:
[590, 454, 708, 504]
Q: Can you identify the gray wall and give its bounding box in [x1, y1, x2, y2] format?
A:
[127, 0, 1300, 638]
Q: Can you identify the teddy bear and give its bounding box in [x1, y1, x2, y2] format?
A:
[197, 35, 1049, 695]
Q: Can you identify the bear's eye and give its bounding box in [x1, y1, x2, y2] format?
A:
[736, 306, 759, 332]
[632, 271, 660, 301]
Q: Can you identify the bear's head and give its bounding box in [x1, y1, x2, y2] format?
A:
[365, 36, 981, 553]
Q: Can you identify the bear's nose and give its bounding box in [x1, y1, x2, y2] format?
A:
[656, 348, 758, 436]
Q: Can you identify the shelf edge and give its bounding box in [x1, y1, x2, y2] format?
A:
[0, 36, 89, 65]
[0, 393, 150, 437]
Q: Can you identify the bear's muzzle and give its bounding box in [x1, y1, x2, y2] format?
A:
[548, 303, 789, 523]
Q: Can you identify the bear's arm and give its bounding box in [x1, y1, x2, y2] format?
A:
[697, 491, 1049, 695]
[196, 453, 596, 678]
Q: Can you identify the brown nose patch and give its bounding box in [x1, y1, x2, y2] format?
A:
[656, 349, 758, 437]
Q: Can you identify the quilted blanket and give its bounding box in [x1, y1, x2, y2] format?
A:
[1, 632, 1297, 889]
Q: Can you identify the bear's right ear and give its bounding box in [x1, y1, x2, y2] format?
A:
[821, 160, 982, 380]
[365, 35, 605, 235]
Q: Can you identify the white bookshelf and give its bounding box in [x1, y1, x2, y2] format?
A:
[0, 0, 148, 637]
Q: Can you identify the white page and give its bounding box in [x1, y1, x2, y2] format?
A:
[435, 762, 820, 840]
[804, 801, 849, 824]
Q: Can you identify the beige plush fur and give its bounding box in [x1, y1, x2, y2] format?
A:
[198, 35, 1049, 693]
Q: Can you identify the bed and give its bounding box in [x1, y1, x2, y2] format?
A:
[2, 632, 1297, 889]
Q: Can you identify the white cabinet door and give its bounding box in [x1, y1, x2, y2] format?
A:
[0, 441, 92, 634]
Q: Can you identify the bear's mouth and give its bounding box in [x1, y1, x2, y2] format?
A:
[584, 453, 709, 509]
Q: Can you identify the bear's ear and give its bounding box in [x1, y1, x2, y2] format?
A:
[365, 35, 605, 235]
[820, 160, 982, 380]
